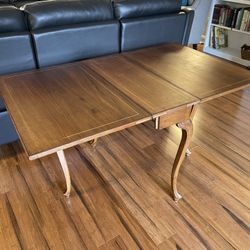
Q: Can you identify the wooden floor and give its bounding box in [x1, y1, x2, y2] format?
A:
[0, 88, 249, 249]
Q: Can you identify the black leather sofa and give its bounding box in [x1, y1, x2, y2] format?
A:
[0, 0, 194, 146]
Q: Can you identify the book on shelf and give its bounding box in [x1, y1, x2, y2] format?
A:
[212, 4, 250, 32]
[210, 26, 228, 49]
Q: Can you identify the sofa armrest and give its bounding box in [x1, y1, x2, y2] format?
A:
[185, 0, 212, 44]
[181, 8, 194, 45]
[187, 0, 202, 9]
[181, 6, 193, 13]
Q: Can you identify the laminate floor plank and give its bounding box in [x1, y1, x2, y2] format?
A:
[0, 194, 21, 250]
[193, 130, 249, 175]
[224, 94, 250, 110]
[197, 106, 250, 144]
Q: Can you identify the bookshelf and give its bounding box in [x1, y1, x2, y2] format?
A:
[204, 0, 250, 67]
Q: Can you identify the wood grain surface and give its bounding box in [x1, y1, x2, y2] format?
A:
[0, 88, 249, 249]
[124, 44, 250, 101]
[84, 58, 198, 117]
[0, 64, 150, 159]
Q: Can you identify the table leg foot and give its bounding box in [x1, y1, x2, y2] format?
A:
[173, 191, 182, 202]
[57, 150, 71, 197]
[89, 138, 98, 146]
[171, 120, 193, 202]
[186, 148, 192, 157]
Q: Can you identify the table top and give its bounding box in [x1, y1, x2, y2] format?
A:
[1, 44, 249, 160]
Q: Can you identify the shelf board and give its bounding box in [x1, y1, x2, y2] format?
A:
[204, 46, 250, 67]
[232, 28, 250, 35]
[211, 24, 231, 30]
[211, 24, 250, 34]
[223, 0, 250, 5]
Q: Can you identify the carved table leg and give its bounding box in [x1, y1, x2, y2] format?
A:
[57, 150, 71, 197]
[171, 120, 193, 202]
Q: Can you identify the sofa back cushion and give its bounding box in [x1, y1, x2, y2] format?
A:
[0, 6, 27, 32]
[113, 0, 181, 19]
[113, 0, 193, 51]
[24, 0, 114, 30]
[0, 0, 10, 4]
[23, 0, 120, 68]
[120, 13, 191, 51]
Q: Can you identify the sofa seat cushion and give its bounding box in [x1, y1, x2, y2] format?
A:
[0, 5, 27, 32]
[113, 0, 181, 19]
[23, 0, 114, 30]
[0, 98, 6, 112]
[0, 111, 19, 145]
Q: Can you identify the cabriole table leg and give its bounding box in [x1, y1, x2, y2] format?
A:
[171, 120, 193, 202]
[57, 150, 71, 197]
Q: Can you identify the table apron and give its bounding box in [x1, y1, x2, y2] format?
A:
[154, 105, 196, 130]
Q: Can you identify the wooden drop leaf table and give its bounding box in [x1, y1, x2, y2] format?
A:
[1, 44, 249, 201]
